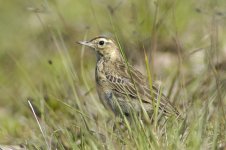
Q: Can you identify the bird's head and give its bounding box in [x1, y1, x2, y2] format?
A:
[78, 36, 122, 61]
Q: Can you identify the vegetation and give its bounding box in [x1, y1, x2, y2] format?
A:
[0, 0, 226, 149]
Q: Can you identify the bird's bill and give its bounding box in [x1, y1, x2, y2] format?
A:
[77, 41, 94, 48]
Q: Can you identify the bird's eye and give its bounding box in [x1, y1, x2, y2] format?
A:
[99, 40, 105, 46]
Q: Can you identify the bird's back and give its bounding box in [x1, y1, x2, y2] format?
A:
[95, 58, 180, 119]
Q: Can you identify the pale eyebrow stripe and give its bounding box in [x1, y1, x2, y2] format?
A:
[107, 40, 113, 44]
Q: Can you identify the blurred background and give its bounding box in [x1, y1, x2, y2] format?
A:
[0, 0, 226, 148]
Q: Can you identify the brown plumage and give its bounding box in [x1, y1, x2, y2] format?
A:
[78, 36, 180, 119]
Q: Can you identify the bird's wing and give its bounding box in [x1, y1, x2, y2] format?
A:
[104, 61, 179, 117]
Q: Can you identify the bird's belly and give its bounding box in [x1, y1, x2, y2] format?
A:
[98, 90, 141, 117]
[96, 83, 115, 111]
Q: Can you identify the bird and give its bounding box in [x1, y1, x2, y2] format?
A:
[77, 36, 181, 120]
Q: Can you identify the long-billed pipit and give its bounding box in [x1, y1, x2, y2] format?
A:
[78, 36, 181, 120]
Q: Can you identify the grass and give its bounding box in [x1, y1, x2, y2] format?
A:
[0, 0, 226, 149]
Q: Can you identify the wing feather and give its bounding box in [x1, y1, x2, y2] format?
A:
[104, 61, 179, 117]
